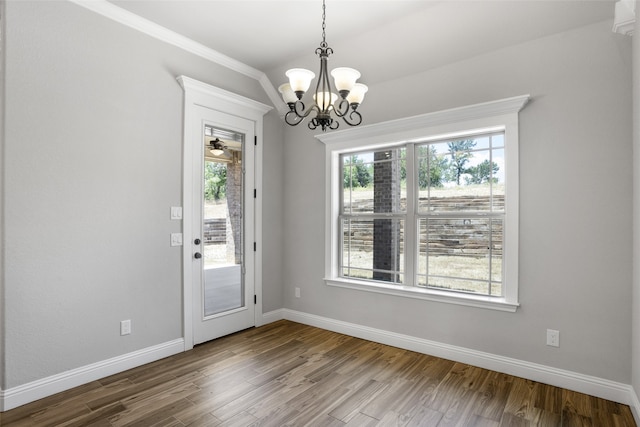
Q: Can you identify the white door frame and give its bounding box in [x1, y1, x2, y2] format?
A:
[178, 76, 272, 350]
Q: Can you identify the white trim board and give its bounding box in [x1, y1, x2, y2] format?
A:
[266, 309, 639, 420]
[0, 339, 184, 412]
[262, 309, 285, 326]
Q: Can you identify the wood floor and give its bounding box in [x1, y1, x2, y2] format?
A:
[1, 320, 636, 426]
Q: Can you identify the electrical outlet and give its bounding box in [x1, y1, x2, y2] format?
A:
[295, 287, 300, 298]
[546, 329, 559, 347]
[121, 320, 131, 336]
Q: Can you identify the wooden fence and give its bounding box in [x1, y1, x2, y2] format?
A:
[344, 196, 503, 257]
[204, 218, 226, 244]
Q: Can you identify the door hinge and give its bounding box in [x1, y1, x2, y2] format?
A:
[254, 136, 257, 146]
[254, 295, 257, 304]
[254, 189, 257, 198]
[254, 242, 257, 252]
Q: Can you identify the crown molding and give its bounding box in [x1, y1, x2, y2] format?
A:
[68, 0, 286, 114]
[613, 0, 635, 36]
[177, 75, 272, 118]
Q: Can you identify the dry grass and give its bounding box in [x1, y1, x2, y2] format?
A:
[344, 251, 503, 296]
[347, 183, 504, 203]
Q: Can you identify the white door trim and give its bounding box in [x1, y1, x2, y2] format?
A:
[177, 76, 272, 350]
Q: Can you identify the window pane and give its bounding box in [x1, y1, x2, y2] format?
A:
[416, 145, 448, 207]
[417, 218, 502, 296]
[491, 218, 503, 289]
[492, 133, 505, 148]
[343, 163, 354, 213]
[418, 135, 505, 213]
[341, 148, 405, 214]
[473, 136, 490, 150]
[492, 148, 505, 212]
[341, 217, 404, 284]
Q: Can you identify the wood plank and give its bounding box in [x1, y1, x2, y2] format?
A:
[328, 379, 389, 422]
[405, 405, 444, 426]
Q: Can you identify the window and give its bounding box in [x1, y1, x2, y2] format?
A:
[319, 95, 528, 312]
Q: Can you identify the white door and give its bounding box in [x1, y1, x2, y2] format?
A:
[191, 106, 255, 345]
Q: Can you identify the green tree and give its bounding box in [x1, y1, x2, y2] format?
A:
[465, 159, 499, 185]
[446, 140, 476, 185]
[419, 146, 448, 188]
[204, 161, 227, 201]
[343, 155, 372, 188]
[355, 161, 371, 187]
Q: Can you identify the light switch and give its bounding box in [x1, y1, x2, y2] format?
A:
[170, 206, 183, 220]
[171, 233, 183, 247]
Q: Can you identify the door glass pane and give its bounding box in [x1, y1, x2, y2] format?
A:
[203, 125, 244, 317]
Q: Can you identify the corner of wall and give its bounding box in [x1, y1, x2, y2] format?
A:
[0, 0, 7, 394]
[630, 1, 639, 425]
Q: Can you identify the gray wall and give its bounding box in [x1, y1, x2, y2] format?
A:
[282, 19, 633, 383]
[1, 1, 283, 389]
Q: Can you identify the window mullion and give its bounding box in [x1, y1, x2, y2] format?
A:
[404, 144, 416, 287]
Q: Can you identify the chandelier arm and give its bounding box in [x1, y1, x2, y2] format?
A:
[332, 99, 363, 126]
[308, 117, 339, 131]
[341, 109, 363, 127]
[284, 110, 305, 126]
[333, 98, 350, 118]
[285, 101, 321, 126]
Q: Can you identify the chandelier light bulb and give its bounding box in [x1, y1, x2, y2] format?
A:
[346, 83, 368, 105]
[313, 91, 338, 110]
[285, 68, 315, 95]
[331, 67, 361, 95]
[278, 83, 298, 104]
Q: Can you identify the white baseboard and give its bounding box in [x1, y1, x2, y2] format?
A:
[629, 387, 640, 424]
[281, 309, 637, 411]
[262, 308, 285, 325]
[0, 338, 184, 412]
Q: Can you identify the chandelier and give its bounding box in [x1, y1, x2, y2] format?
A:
[278, 0, 368, 132]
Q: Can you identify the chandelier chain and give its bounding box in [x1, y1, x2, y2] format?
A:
[321, 0, 327, 47]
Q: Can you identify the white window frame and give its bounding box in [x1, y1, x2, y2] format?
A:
[317, 95, 529, 312]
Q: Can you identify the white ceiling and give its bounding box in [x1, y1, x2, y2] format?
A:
[108, 0, 615, 85]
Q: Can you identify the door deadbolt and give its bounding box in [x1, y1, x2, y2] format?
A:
[194, 238, 201, 245]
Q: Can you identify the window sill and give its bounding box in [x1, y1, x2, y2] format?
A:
[324, 277, 519, 312]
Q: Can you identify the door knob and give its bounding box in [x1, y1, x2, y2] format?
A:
[194, 238, 201, 245]
[194, 252, 202, 259]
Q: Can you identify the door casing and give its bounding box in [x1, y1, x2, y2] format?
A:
[178, 76, 272, 350]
